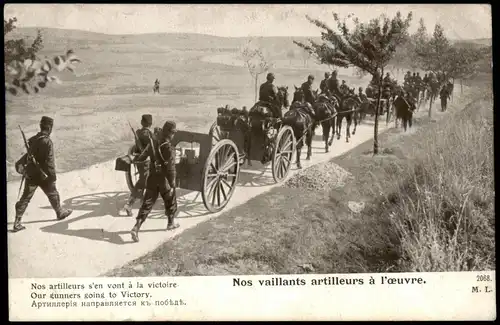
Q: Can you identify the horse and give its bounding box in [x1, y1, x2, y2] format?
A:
[283, 86, 317, 169]
[247, 86, 289, 166]
[312, 94, 338, 153]
[393, 95, 417, 132]
[336, 94, 361, 143]
[365, 85, 388, 115]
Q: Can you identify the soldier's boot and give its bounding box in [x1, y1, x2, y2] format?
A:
[120, 194, 137, 216]
[130, 220, 143, 243]
[166, 211, 180, 231]
[45, 191, 72, 220]
[57, 209, 73, 221]
[12, 216, 26, 233]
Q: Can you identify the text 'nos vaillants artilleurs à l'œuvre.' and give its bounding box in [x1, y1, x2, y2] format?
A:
[232, 275, 427, 287]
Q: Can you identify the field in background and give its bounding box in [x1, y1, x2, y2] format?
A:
[6, 28, 372, 181]
[107, 80, 494, 276]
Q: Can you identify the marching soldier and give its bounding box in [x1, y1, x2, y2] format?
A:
[119, 114, 154, 216]
[12, 116, 73, 232]
[422, 73, 429, 86]
[319, 72, 330, 95]
[411, 72, 417, 86]
[130, 120, 180, 242]
[440, 85, 451, 112]
[404, 71, 412, 87]
[301, 74, 316, 106]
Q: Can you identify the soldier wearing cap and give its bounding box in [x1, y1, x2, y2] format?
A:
[339, 80, 349, 94]
[358, 87, 368, 102]
[130, 120, 180, 242]
[404, 71, 412, 85]
[301, 74, 316, 106]
[320, 72, 331, 96]
[12, 116, 73, 232]
[327, 70, 342, 100]
[258, 72, 278, 103]
[119, 114, 155, 216]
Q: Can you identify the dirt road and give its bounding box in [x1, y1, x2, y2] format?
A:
[7, 117, 398, 278]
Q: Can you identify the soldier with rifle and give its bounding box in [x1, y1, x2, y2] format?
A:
[130, 120, 180, 242]
[12, 116, 73, 232]
[118, 114, 154, 216]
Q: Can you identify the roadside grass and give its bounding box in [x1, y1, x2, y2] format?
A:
[107, 84, 493, 277]
[379, 95, 494, 272]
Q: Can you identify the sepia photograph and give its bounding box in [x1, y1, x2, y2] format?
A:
[4, 3, 494, 321]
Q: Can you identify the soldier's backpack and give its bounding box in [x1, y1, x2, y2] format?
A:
[15, 134, 48, 177]
[15, 154, 28, 175]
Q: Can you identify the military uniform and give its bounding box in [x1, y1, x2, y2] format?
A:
[404, 72, 412, 87]
[327, 76, 342, 100]
[383, 75, 392, 86]
[120, 114, 154, 216]
[258, 81, 278, 103]
[440, 86, 450, 111]
[339, 82, 349, 94]
[423, 75, 429, 86]
[13, 116, 72, 232]
[358, 90, 368, 103]
[131, 120, 179, 242]
[301, 81, 315, 106]
[319, 78, 329, 95]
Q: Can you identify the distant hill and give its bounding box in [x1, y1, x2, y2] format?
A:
[7, 27, 490, 63]
[452, 38, 492, 50]
[7, 27, 321, 56]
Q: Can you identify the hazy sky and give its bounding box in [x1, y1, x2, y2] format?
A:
[4, 4, 492, 39]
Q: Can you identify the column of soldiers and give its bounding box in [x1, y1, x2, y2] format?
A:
[258, 69, 354, 111]
[404, 71, 426, 97]
[12, 114, 180, 243]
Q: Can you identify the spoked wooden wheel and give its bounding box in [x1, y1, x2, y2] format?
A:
[209, 121, 224, 147]
[126, 145, 140, 191]
[202, 139, 240, 213]
[272, 126, 296, 183]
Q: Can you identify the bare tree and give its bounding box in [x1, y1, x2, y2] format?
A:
[301, 49, 312, 67]
[295, 11, 413, 154]
[241, 39, 272, 102]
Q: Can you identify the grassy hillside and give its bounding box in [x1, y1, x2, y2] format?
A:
[107, 79, 493, 277]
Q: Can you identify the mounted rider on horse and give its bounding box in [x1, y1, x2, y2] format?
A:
[251, 72, 284, 119]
